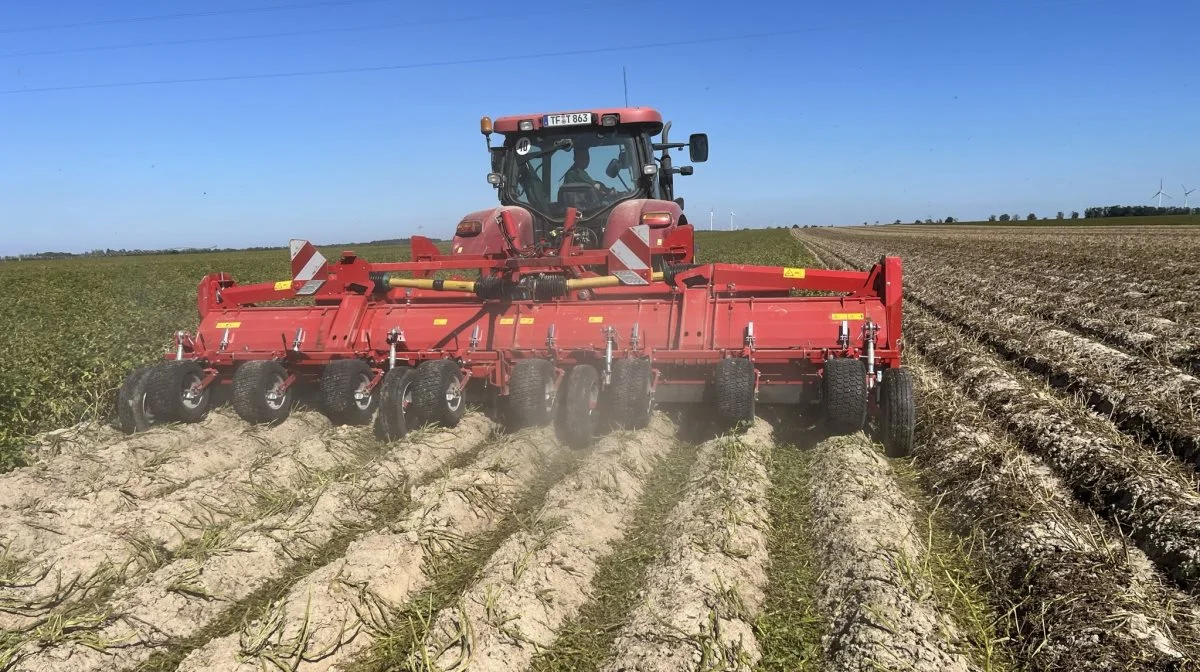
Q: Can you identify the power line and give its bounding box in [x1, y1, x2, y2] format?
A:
[0, 0, 391, 35]
[0, 25, 876, 95]
[0, 3, 642, 60]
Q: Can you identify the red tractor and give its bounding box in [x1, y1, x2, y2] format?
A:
[116, 107, 914, 456]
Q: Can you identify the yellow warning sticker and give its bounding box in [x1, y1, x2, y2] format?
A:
[433, 318, 448, 326]
[519, 317, 535, 325]
[215, 321, 241, 329]
[831, 312, 864, 321]
[783, 267, 806, 279]
[656, 238, 663, 246]
[499, 317, 515, 325]
[588, 316, 604, 324]
[274, 280, 293, 291]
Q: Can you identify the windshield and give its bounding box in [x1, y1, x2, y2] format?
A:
[504, 130, 641, 220]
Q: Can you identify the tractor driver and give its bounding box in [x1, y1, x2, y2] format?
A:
[562, 145, 615, 196]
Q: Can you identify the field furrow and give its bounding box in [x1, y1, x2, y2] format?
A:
[404, 414, 679, 672]
[5, 416, 497, 671]
[173, 423, 566, 672]
[602, 420, 773, 672]
[804, 430, 977, 672]
[908, 352, 1200, 669]
[804, 233, 1200, 472]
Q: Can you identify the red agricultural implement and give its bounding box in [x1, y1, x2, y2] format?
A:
[116, 107, 914, 455]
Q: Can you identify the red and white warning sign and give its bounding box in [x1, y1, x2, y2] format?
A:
[608, 224, 652, 286]
[288, 240, 329, 295]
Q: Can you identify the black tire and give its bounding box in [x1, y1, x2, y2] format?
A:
[320, 360, 379, 426]
[714, 358, 755, 425]
[507, 359, 557, 430]
[116, 366, 156, 433]
[880, 368, 916, 457]
[374, 367, 417, 441]
[233, 361, 294, 425]
[411, 360, 466, 429]
[556, 364, 600, 449]
[609, 358, 653, 429]
[144, 361, 211, 424]
[823, 357, 867, 435]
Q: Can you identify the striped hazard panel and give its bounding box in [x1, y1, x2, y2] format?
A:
[608, 224, 652, 286]
[288, 240, 329, 296]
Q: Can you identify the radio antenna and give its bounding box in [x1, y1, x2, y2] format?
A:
[622, 66, 629, 106]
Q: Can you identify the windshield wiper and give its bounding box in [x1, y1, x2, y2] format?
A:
[522, 138, 573, 162]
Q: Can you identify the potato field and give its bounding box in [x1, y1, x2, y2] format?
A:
[2, 225, 1200, 671]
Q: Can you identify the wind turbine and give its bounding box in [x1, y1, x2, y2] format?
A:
[729, 211, 736, 231]
[1184, 184, 1196, 209]
[709, 208, 714, 231]
[1152, 178, 1172, 208]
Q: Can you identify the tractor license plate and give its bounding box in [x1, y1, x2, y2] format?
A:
[543, 112, 592, 127]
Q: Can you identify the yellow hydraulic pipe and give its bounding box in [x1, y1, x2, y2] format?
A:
[386, 272, 663, 294]
[387, 277, 477, 292]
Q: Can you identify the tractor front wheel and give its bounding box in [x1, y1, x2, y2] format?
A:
[609, 358, 653, 429]
[233, 361, 294, 425]
[116, 366, 157, 434]
[375, 367, 417, 441]
[822, 357, 866, 435]
[714, 358, 756, 426]
[411, 360, 466, 429]
[321, 360, 378, 426]
[507, 359, 556, 430]
[880, 368, 915, 457]
[556, 364, 600, 449]
[145, 361, 211, 424]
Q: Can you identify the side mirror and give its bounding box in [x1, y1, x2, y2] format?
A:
[606, 158, 621, 179]
[679, 166, 694, 176]
[688, 133, 708, 163]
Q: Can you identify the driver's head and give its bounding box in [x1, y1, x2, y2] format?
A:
[574, 145, 590, 169]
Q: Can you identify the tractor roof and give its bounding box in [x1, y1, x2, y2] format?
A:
[493, 107, 663, 134]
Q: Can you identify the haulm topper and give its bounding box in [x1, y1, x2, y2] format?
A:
[117, 107, 914, 454]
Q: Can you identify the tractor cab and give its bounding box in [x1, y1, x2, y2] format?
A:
[457, 108, 706, 254]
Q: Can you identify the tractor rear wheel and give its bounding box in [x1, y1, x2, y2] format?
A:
[374, 367, 417, 441]
[880, 368, 916, 457]
[116, 366, 156, 434]
[411, 360, 465, 429]
[609, 358, 653, 429]
[822, 357, 866, 435]
[714, 358, 756, 426]
[321, 360, 378, 426]
[145, 361, 211, 424]
[556, 364, 600, 449]
[507, 359, 556, 430]
[233, 361, 293, 425]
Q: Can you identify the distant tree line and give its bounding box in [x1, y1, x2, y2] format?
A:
[1083, 205, 1200, 218]
[1, 237, 441, 262]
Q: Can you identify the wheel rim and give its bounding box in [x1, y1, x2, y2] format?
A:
[585, 380, 599, 418]
[542, 377, 555, 414]
[399, 378, 415, 422]
[140, 392, 156, 424]
[181, 371, 206, 410]
[264, 373, 287, 410]
[352, 373, 373, 411]
[445, 379, 463, 412]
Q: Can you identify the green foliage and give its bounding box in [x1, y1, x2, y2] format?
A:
[695, 228, 816, 267]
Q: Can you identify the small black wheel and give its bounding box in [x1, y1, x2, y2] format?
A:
[411, 360, 466, 429]
[823, 357, 867, 435]
[556, 364, 600, 449]
[233, 361, 294, 425]
[880, 368, 916, 457]
[506, 359, 557, 430]
[714, 358, 755, 425]
[116, 366, 156, 433]
[374, 367, 417, 442]
[144, 361, 211, 424]
[320, 360, 379, 426]
[609, 358, 653, 429]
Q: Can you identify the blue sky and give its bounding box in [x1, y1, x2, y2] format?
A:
[1, 0, 1198, 255]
